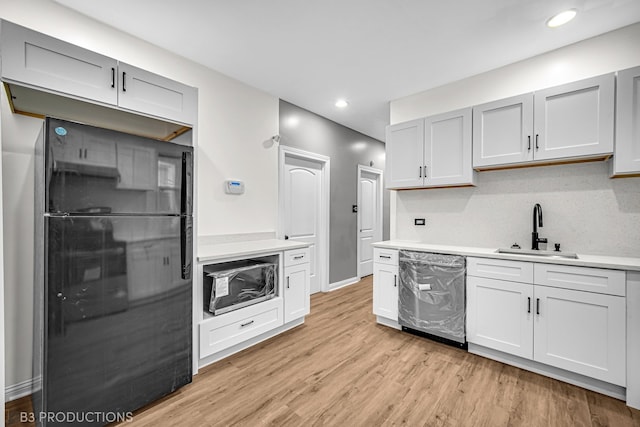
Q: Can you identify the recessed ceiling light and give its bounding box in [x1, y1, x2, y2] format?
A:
[335, 99, 349, 108]
[546, 9, 577, 28]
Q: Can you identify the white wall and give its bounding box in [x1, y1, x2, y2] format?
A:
[391, 23, 640, 124]
[0, 78, 5, 416]
[389, 23, 640, 258]
[1, 0, 279, 395]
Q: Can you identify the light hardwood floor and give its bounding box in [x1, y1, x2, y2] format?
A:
[123, 276, 639, 427]
[7, 276, 640, 426]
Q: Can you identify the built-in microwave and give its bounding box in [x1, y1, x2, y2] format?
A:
[203, 257, 278, 316]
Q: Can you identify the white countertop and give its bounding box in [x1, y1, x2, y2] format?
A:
[198, 239, 310, 263]
[372, 240, 640, 271]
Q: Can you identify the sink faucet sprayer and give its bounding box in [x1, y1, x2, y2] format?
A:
[532, 203, 548, 250]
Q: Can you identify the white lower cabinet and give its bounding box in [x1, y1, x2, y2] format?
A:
[372, 248, 399, 321]
[199, 298, 283, 359]
[467, 276, 533, 359]
[533, 285, 626, 385]
[284, 248, 311, 323]
[199, 247, 311, 361]
[467, 257, 626, 386]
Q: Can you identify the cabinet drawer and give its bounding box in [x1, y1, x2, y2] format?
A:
[534, 264, 625, 296]
[199, 298, 283, 358]
[467, 257, 533, 283]
[284, 247, 310, 267]
[373, 248, 398, 266]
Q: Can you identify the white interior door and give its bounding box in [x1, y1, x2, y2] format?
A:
[358, 166, 383, 278]
[284, 156, 322, 294]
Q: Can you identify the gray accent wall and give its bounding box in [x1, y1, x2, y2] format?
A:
[279, 100, 389, 285]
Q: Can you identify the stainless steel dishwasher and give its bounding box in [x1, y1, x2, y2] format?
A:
[398, 250, 466, 348]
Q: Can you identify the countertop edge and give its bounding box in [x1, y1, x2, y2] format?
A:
[372, 241, 640, 272]
[197, 239, 311, 263]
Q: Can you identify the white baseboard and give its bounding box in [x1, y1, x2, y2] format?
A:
[328, 276, 359, 292]
[5, 376, 40, 402]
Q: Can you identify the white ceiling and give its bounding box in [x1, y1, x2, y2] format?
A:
[54, 0, 640, 142]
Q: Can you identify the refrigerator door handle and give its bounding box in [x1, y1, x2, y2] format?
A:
[181, 216, 193, 280]
[181, 151, 194, 216]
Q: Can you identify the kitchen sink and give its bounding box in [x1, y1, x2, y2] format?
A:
[495, 248, 579, 259]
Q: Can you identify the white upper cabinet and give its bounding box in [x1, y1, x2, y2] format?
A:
[1, 20, 118, 106]
[472, 73, 615, 169]
[386, 108, 474, 189]
[118, 62, 197, 125]
[385, 118, 424, 189]
[612, 65, 640, 176]
[0, 20, 196, 125]
[425, 108, 475, 187]
[473, 94, 533, 167]
[534, 74, 614, 161]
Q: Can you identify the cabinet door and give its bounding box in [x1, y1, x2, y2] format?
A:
[534, 74, 614, 161]
[372, 262, 398, 321]
[614, 66, 640, 175]
[424, 108, 475, 187]
[533, 286, 625, 386]
[116, 145, 158, 190]
[472, 94, 534, 168]
[467, 276, 533, 359]
[0, 21, 118, 105]
[385, 119, 424, 189]
[284, 262, 310, 323]
[118, 62, 197, 125]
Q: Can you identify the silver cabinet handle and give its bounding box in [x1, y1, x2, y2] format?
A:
[240, 320, 254, 327]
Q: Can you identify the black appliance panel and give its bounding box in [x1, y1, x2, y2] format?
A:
[45, 117, 193, 216]
[43, 215, 192, 423]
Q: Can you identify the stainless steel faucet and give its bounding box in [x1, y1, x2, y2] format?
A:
[532, 203, 548, 250]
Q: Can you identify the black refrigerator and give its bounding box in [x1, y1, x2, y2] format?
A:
[33, 117, 193, 425]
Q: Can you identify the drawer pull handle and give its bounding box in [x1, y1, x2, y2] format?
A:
[379, 255, 391, 259]
[240, 320, 254, 327]
[527, 297, 531, 313]
[293, 255, 304, 260]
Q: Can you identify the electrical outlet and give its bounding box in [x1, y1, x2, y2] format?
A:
[414, 218, 426, 226]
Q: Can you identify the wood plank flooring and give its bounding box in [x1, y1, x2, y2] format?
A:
[7, 276, 640, 426]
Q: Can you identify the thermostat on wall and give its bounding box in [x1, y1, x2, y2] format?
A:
[224, 179, 245, 194]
